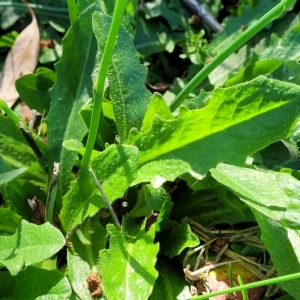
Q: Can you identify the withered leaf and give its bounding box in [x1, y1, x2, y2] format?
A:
[0, 4, 40, 107]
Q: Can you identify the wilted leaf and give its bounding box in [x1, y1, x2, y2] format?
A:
[0, 5, 39, 107]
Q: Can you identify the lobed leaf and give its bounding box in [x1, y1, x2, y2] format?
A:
[158, 220, 199, 258]
[0, 219, 65, 275]
[92, 12, 151, 143]
[127, 76, 300, 187]
[99, 224, 159, 300]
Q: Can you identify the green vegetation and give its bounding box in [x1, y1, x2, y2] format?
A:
[1, 0, 300, 299]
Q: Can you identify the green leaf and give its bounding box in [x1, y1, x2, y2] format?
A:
[60, 144, 139, 232]
[99, 224, 159, 300]
[224, 60, 283, 87]
[134, 17, 183, 55]
[15, 67, 56, 115]
[0, 115, 36, 169]
[0, 207, 22, 234]
[170, 185, 250, 226]
[211, 164, 300, 230]
[45, 4, 101, 194]
[67, 218, 107, 299]
[128, 76, 300, 187]
[0, 219, 65, 275]
[67, 250, 94, 300]
[79, 103, 115, 148]
[0, 266, 71, 299]
[158, 220, 199, 258]
[141, 93, 173, 133]
[257, 22, 300, 61]
[5, 180, 47, 221]
[0, 168, 27, 186]
[150, 258, 192, 300]
[253, 211, 300, 298]
[92, 12, 151, 142]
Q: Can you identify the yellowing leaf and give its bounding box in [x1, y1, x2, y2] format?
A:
[0, 5, 40, 107]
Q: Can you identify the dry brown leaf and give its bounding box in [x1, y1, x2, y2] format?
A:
[0, 3, 40, 107]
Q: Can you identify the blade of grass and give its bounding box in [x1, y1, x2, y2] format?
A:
[169, 0, 295, 111]
[66, 0, 77, 25]
[237, 275, 249, 300]
[81, 0, 126, 168]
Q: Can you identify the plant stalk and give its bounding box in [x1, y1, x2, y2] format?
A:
[81, 0, 126, 168]
[169, 0, 294, 112]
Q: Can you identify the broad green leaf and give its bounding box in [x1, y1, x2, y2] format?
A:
[99, 224, 159, 300]
[150, 258, 191, 300]
[127, 76, 300, 187]
[0, 219, 65, 275]
[67, 219, 107, 300]
[257, 22, 300, 61]
[16, 67, 56, 115]
[253, 211, 300, 298]
[60, 145, 139, 233]
[67, 250, 94, 300]
[211, 164, 300, 230]
[170, 185, 250, 226]
[92, 12, 151, 142]
[45, 4, 101, 195]
[5, 180, 47, 221]
[0, 115, 35, 169]
[224, 60, 283, 87]
[0, 207, 21, 234]
[0, 266, 71, 299]
[158, 220, 199, 258]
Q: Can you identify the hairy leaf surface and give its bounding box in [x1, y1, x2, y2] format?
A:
[128, 76, 300, 187]
[45, 4, 100, 195]
[99, 224, 159, 300]
[0, 220, 65, 275]
[92, 12, 151, 143]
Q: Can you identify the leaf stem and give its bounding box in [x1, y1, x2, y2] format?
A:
[191, 271, 300, 300]
[81, 0, 126, 168]
[88, 166, 121, 230]
[45, 162, 60, 223]
[66, 0, 77, 26]
[169, 0, 293, 112]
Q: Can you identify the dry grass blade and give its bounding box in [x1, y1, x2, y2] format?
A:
[0, 2, 40, 107]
